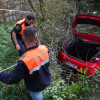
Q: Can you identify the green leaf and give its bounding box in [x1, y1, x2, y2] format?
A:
[84, 67, 88, 74]
[77, 67, 83, 73]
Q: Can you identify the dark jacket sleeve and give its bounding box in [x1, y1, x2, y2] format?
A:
[13, 24, 22, 34]
[0, 61, 29, 84]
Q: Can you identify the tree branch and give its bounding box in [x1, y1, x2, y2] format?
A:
[27, 0, 36, 12]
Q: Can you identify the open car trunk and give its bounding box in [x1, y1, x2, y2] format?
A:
[65, 37, 100, 62]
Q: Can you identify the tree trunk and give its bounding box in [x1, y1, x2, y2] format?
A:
[27, 0, 36, 12]
[39, 0, 45, 21]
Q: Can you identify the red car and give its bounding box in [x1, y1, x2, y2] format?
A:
[58, 14, 100, 75]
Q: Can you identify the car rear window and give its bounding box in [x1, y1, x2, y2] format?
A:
[76, 24, 100, 37]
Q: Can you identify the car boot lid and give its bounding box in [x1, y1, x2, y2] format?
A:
[72, 14, 100, 43]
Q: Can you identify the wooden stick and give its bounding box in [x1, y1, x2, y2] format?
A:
[0, 64, 17, 73]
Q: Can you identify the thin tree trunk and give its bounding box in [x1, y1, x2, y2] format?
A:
[39, 0, 45, 21]
[27, 0, 36, 12]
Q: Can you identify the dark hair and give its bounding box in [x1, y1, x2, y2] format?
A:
[23, 26, 36, 42]
[26, 14, 35, 20]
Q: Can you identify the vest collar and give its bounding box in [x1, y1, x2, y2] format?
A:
[25, 43, 39, 52]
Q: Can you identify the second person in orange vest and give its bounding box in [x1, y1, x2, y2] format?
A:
[11, 14, 40, 56]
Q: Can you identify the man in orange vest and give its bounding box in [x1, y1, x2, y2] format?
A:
[11, 14, 40, 56]
[0, 26, 51, 100]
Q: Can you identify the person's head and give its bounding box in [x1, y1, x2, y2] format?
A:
[25, 14, 35, 26]
[23, 26, 37, 46]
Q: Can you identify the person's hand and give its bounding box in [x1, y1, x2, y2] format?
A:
[16, 44, 21, 51]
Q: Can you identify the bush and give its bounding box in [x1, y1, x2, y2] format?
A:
[43, 78, 78, 100]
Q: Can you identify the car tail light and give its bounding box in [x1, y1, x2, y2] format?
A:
[90, 56, 100, 63]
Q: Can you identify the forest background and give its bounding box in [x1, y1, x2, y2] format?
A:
[0, 0, 100, 100]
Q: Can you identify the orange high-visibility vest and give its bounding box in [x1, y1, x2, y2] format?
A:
[19, 45, 49, 74]
[15, 18, 33, 35]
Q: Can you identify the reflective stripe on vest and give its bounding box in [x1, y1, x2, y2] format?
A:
[15, 18, 33, 35]
[19, 45, 49, 74]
